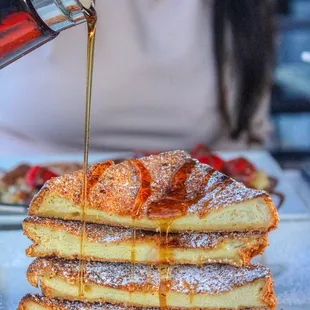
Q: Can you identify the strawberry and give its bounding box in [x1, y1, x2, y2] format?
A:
[224, 157, 256, 185]
[25, 165, 58, 188]
[191, 144, 225, 171]
[195, 154, 225, 171]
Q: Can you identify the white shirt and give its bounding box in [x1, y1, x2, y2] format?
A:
[0, 0, 269, 156]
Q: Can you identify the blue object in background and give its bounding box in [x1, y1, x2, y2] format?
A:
[270, 0, 310, 159]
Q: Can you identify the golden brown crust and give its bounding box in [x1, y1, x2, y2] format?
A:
[238, 237, 268, 266]
[18, 294, 272, 310]
[29, 151, 278, 231]
[259, 195, 278, 232]
[261, 277, 277, 310]
[26, 258, 275, 297]
[23, 217, 268, 266]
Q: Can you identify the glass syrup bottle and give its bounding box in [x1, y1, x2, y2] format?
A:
[0, 0, 90, 69]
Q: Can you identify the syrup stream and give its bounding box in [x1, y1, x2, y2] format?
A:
[78, 3, 97, 299]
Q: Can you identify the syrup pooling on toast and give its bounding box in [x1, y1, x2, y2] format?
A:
[157, 220, 174, 308]
[129, 159, 152, 218]
[146, 159, 196, 219]
[86, 161, 114, 196]
[166, 159, 196, 200]
[78, 1, 97, 299]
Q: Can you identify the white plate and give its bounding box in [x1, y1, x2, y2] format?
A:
[1, 219, 310, 309]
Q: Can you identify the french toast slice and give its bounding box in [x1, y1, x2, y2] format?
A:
[18, 294, 272, 310]
[23, 217, 268, 266]
[26, 258, 277, 309]
[28, 151, 278, 233]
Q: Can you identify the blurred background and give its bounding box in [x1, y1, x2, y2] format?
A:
[1, 0, 309, 170]
[270, 0, 310, 168]
[0, 0, 310, 206]
[0, 0, 310, 166]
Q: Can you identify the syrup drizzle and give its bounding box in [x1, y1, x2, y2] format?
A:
[167, 159, 196, 200]
[157, 220, 173, 308]
[78, 2, 97, 299]
[144, 159, 195, 308]
[129, 159, 152, 307]
[188, 283, 197, 305]
[86, 161, 113, 196]
[129, 160, 152, 217]
[147, 159, 196, 220]
[204, 168, 216, 187]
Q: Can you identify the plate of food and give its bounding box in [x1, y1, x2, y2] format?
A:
[1, 150, 310, 309]
[1, 150, 309, 309]
[1, 150, 278, 309]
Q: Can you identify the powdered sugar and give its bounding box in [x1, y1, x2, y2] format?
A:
[177, 231, 262, 249]
[170, 264, 270, 294]
[30, 258, 271, 294]
[188, 179, 265, 215]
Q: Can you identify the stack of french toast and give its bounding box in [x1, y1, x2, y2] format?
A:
[18, 150, 278, 309]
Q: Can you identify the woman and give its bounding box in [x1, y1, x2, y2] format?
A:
[0, 0, 275, 155]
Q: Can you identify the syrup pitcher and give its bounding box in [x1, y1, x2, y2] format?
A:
[0, 0, 94, 69]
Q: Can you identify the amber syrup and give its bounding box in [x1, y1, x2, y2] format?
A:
[145, 160, 195, 308]
[157, 220, 173, 308]
[129, 159, 152, 306]
[78, 2, 97, 299]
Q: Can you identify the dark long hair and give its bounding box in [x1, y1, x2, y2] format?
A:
[213, 0, 275, 141]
